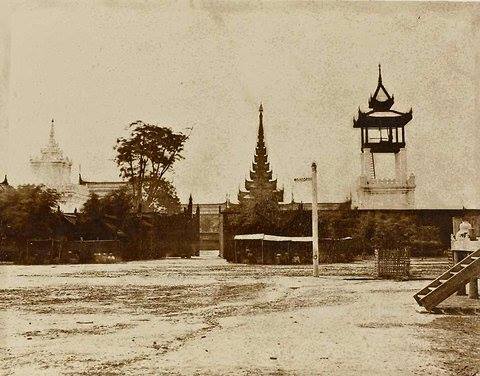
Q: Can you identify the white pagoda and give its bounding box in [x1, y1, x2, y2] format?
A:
[30, 119, 73, 191]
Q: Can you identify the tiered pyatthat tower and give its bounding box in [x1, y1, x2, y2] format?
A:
[238, 104, 284, 204]
[352, 65, 415, 209]
[30, 119, 73, 190]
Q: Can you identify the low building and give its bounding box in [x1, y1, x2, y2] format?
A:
[78, 175, 127, 198]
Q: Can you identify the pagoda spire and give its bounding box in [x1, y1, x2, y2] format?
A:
[258, 103, 264, 143]
[48, 118, 59, 149]
[253, 102, 268, 177]
[237, 104, 284, 204]
[187, 194, 193, 216]
[368, 64, 394, 111]
[50, 119, 55, 141]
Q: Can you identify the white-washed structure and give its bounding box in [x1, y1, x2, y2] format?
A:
[352, 65, 416, 209]
[30, 119, 126, 212]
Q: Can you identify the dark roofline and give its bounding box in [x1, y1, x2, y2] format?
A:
[78, 173, 126, 186]
[353, 109, 413, 128]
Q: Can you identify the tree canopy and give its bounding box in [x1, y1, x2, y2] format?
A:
[234, 191, 281, 234]
[114, 121, 188, 212]
[0, 185, 61, 240]
[78, 187, 135, 240]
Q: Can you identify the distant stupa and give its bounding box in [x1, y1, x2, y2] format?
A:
[29, 119, 125, 212]
[30, 119, 73, 191]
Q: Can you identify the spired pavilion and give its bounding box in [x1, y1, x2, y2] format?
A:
[352, 65, 416, 209]
[238, 104, 284, 205]
[29, 119, 127, 212]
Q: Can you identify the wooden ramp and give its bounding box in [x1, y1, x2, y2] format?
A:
[414, 248, 480, 311]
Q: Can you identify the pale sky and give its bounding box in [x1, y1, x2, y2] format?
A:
[0, 1, 479, 208]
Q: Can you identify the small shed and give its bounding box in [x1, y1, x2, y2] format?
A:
[233, 234, 312, 264]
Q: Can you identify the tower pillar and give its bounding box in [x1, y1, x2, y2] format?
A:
[395, 148, 407, 182]
[360, 150, 367, 177]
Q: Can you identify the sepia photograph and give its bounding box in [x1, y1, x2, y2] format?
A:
[0, 1, 479, 375]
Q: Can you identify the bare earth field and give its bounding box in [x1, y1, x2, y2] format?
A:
[0, 251, 478, 376]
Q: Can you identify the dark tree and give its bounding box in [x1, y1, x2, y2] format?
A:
[114, 121, 188, 212]
[0, 185, 61, 240]
[102, 187, 134, 220]
[371, 214, 416, 250]
[235, 191, 281, 234]
[78, 193, 108, 239]
[146, 178, 181, 214]
[79, 188, 137, 239]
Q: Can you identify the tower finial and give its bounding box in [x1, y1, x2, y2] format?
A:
[258, 102, 264, 131]
[49, 118, 56, 143]
[378, 63, 382, 84]
[187, 193, 193, 216]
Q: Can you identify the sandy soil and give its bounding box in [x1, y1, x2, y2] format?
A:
[0, 251, 478, 375]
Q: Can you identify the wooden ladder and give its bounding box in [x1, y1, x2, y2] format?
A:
[369, 152, 376, 179]
[414, 248, 480, 311]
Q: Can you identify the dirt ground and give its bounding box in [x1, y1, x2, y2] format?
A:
[0, 251, 478, 375]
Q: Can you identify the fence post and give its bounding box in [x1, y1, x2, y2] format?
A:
[312, 162, 319, 277]
[234, 240, 237, 263]
[261, 239, 264, 264]
[469, 278, 479, 299]
[453, 251, 467, 295]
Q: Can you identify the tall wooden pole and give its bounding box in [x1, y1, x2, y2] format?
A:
[312, 162, 319, 277]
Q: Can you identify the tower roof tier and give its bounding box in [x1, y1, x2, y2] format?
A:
[238, 187, 284, 203]
[354, 65, 413, 129]
[252, 161, 270, 171]
[368, 64, 394, 111]
[250, 169, 273, 181]
[244, 178, 278, 192]
[352, 65, 413, 154]
[353, 109, 412, 128]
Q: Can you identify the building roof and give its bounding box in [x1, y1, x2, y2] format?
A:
[78, 174, 127, 186]
[353, 65, 413, 129]
[368, 64, 394, 111]
[353, 109, 412, 128]
[234, 233, 312, 242]
[0, 175, 11, 191]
